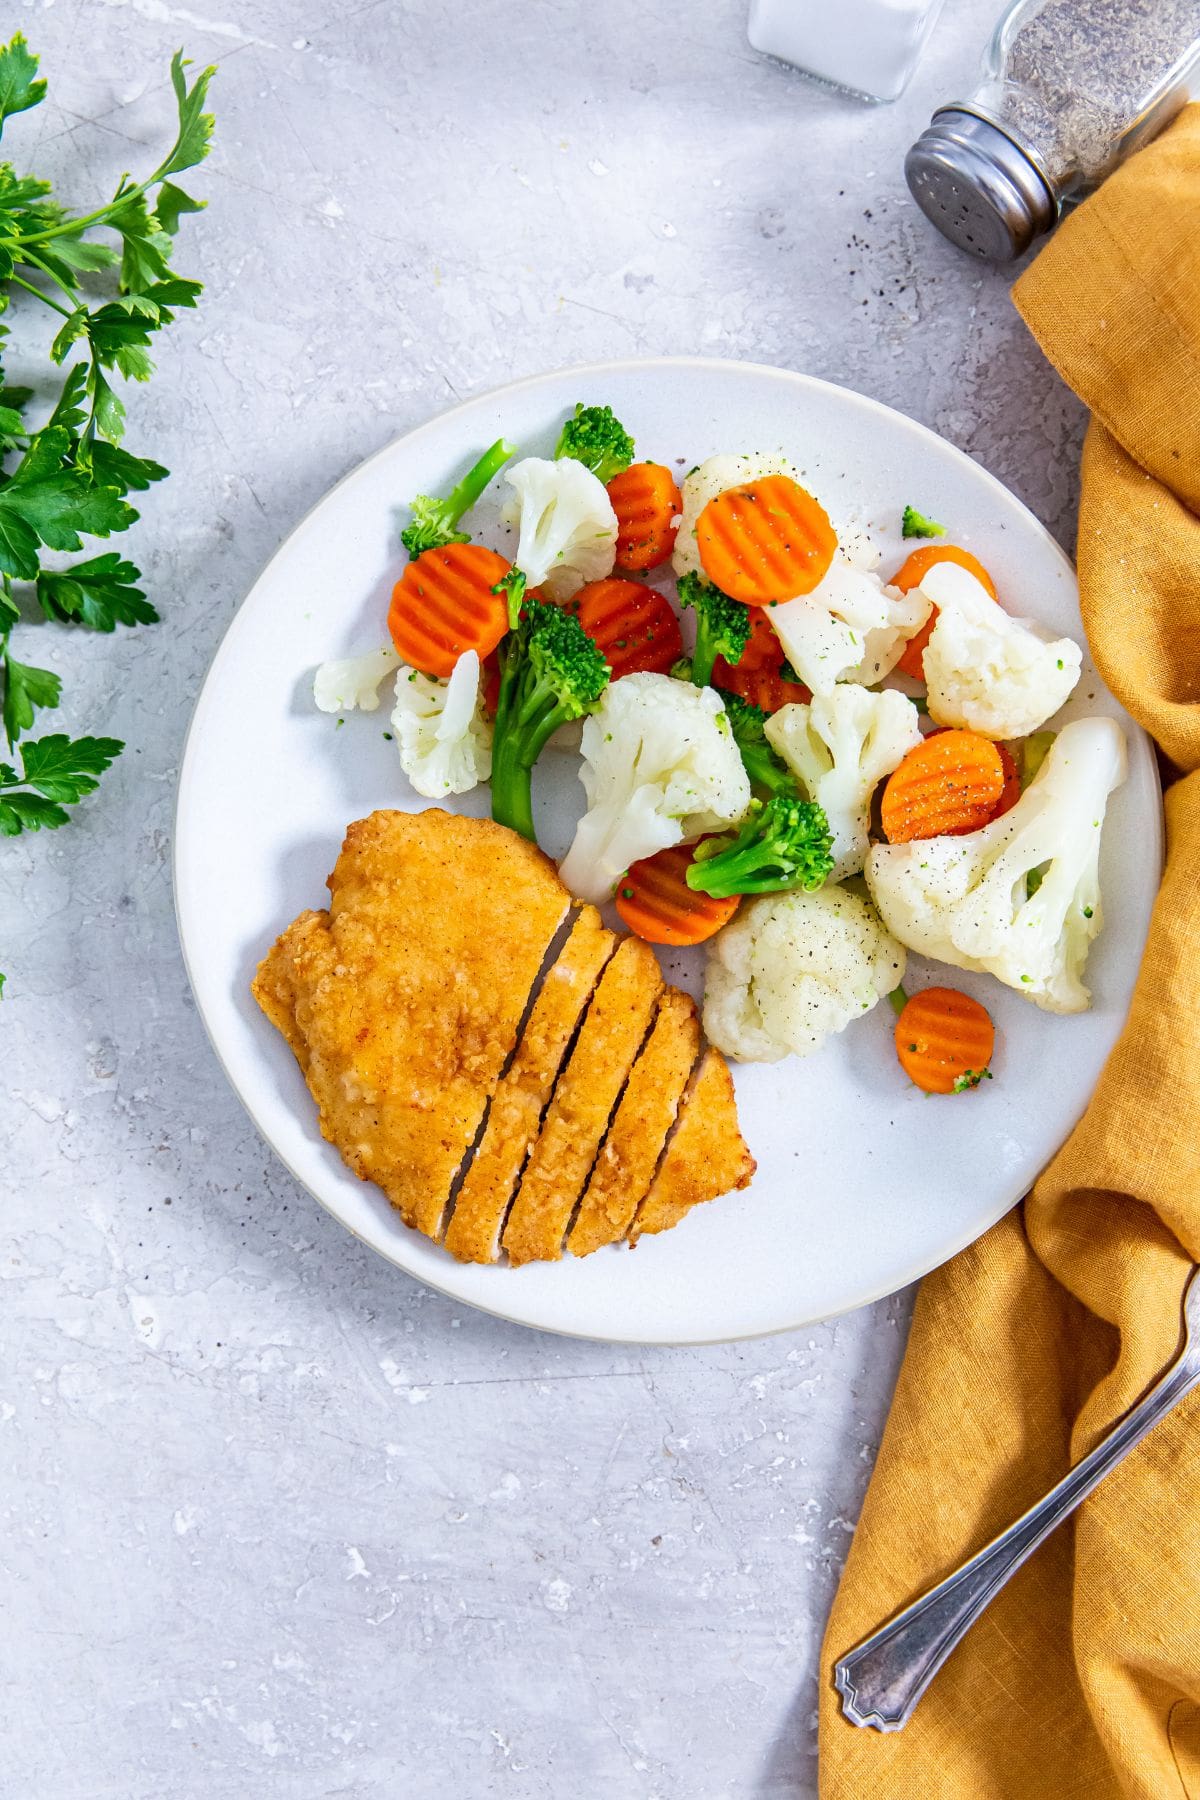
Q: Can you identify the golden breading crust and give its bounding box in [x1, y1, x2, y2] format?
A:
[252, 909, 331, 1073]
[568, 988, 701, 1258]
[502, 936, 664, 1266]
[252, 809, 569, 1239]
[629, 1047, 756, 1243]
[443, 906, 616, 1265]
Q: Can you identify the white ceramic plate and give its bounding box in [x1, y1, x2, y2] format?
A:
[175, 358, 1161, 1345]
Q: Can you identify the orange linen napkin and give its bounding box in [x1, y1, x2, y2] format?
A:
[820, 106, 1200, 1800]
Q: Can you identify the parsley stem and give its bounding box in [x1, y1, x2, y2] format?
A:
[19, 248, 79, 307]
[11, 187, 138, 251]
[7, 271, 72, 318]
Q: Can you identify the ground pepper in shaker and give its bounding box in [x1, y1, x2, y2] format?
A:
[906, 0, 1200, 260]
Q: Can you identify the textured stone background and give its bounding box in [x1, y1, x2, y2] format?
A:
[1, 2, 1085, 1795]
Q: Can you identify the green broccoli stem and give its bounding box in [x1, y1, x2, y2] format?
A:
[489, 664, 569, 842]
[738, 738, 794, 799]
[690, 631, 717, 689]
[446, 437, 516, 525]
[888, 984, 909, 1017]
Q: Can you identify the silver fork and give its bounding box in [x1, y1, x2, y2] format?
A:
[834, 1263, 1200, 1732]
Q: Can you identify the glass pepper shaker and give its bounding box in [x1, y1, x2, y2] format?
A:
[906, 0, 1200, 260]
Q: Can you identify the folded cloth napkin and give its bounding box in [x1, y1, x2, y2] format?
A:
[819, 106, 1200, 1799]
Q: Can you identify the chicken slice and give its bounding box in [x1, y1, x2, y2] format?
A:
[444, 906, 617, 1265]
[251, 809, 569, 1240]
[502, 936, 664, 1265]
[629, 1048, 756, 1243]
[568, 988, 701, 1258]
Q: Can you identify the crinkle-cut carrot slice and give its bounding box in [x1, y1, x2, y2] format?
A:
[697, 474, 837, 606]
[615, 842, 740, 946]
[568, 577, 683, 679]
[608, 462, 681, 572]
[388, 542, 512, 677]
[880, 729, 1005, 842]
[895, 986, 995, 1095]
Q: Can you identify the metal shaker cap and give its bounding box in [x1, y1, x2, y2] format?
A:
[905, 108, 1057, 261]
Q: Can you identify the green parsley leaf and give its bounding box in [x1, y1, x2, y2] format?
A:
[154, 181, 205, 236]
[0, 34, 46, 132]
[154, 53, 216, 182]
[78, 438, 167, 495]
[2, 648, 60, 741]
[19, 730, 122, 799]
[110, 191, 173, 292]
[45, 362, 88, 434]
[48, 233, 119, 272]
[37, 552, 157, 631]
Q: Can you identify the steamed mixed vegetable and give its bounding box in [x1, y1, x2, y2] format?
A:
[316, 402, 1126, 1097]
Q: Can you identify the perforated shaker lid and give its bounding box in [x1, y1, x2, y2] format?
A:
[905, 108, 1058, 262]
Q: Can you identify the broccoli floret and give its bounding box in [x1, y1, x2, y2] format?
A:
[902, 504, 945, 540]
[713, 685, 794, 797]
[687, 795, 834, 898]
[677, 571, 751, 687]
[491, 592, 610, 842]
[401, 437, 516, 557]
[554, 403, 635, 484]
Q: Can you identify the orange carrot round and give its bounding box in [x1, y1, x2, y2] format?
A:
[608, 463, 681, 572]
[388, 542, 512, 677]
[615, 843, 739, 946]
[895, 986, 995, 1095]
[892, 545, 999, 681]
[881, 729, 1005, 842]
[713, 605, 811, 711]
[697, 474, 837, 606]
[567, 577, 683, 680]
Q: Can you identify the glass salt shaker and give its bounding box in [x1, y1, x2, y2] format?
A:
[748, 0, 946, 104]
[906, 0, 1200, 260]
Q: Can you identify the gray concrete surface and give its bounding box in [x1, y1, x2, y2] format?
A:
[0, 2, 1085, 1794]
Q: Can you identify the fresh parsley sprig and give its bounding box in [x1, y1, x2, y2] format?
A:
[0, 33, 215, 991]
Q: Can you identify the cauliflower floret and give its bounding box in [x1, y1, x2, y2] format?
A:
[704, 885, 907, 1062]
[766, 685, 923, 880]
[671, 453, 806, 580]
[766, 559, 931, 696]
[313, 646, 401, 713]
[841, 583, 932, 686]
[865, 715, 1126, 1014]
[559, 672, 751, 904]
[919, 560, 1082, 738]
[502, 456, 617, 600]
[390, 650, 492, 799]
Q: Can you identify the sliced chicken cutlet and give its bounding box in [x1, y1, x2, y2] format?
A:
[502, 936, 664, 1266]
[568, 988, 701, 1258]
[629, 1047, 756, 1244]
[253, 908, 334, 1070]
[444, 906, 616, 1265]
[251, 809, 569, 1240]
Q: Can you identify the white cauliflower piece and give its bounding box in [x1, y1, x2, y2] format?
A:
[919, 560, 1082, 738]
[559, 673, 751, 904]
[865, 716, 1126, 1014]
[671, 452, 806, 579]
[390, 650, 492, 799]
[313, 646, 401, 713]
[841, 583, 932, 686]
[503, 456, 617, 600]
[766, 685, 923, 880]
[766, 558, 930, 695]
[704, 885, 907, 1062]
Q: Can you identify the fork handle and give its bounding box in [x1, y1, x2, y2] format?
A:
[834, 1356, 1200, 1731]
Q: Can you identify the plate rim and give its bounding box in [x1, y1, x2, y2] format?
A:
[173, 354, 1163, 1345]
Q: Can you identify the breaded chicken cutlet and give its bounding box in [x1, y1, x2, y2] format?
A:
[253, 809, 755, 1264]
